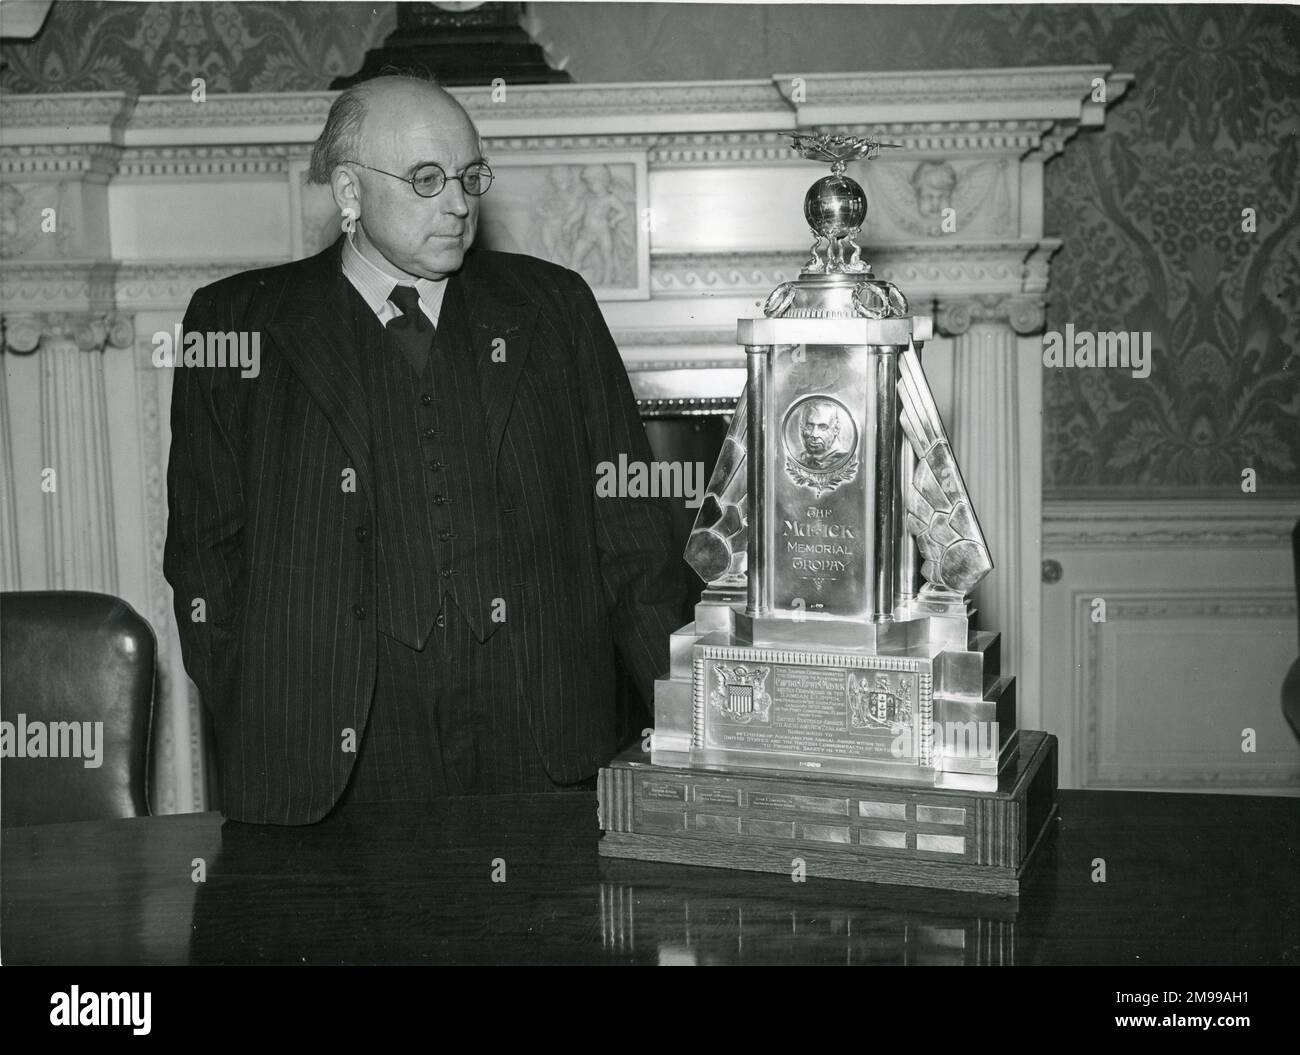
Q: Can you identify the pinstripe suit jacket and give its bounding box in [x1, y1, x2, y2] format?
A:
[164, 237, 684, 824]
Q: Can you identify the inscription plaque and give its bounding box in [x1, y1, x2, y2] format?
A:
[703, 655, 921, 765]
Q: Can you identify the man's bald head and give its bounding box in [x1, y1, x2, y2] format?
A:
[308, 76, 479, 185]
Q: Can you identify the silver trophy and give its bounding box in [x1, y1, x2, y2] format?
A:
[599, 133, 1058, 894]
[664, 131, 1006, 790]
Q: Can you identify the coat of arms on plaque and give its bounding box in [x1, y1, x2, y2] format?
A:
[709, 663, 772, 724]
[782, 395, 859, 497]
[848, 671, 912, 730]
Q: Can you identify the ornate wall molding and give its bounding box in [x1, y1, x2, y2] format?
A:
[2, 311, 133, 354]
[0, 143, 122, 178]
[775, 67, 1132, 122]
[0, 259, 133, 353]
[1, 123, 1076, 178]
[127, 91, 331, 133]
[0, 90, 135, 139]
[113, 259, 281, 312]
[456, 79, 788, 130]
[0, 259, 118, 306]
[113, 81, 789, 143]
[1044, 498, 1298, 548]
[485, 134, 660, 154]
[625, 356, 743, 371]
[937, 293, 1048, 336]
[635, 395, 739, 418]
[650, 252, 798, 295]
[650, 132, 808, 168]
[827, 120, 1055, 154]
[651, 242, 1062, 303]
[1074, 587, 1299, 787]
[1, 258, 277, 327]
[0, 69, 1116, 146]
[117, 144, 305, 179]
[647, 121, 1057, 167]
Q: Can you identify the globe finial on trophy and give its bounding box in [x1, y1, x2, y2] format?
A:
[784, 130, 890, 274]
[764, 132, 911, 321]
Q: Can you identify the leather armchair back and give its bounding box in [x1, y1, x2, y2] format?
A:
[1, 591, 155, 826]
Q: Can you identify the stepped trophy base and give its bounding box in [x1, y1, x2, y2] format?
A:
[599, 592, 1058, 896]
[598, 730, 1057, 897]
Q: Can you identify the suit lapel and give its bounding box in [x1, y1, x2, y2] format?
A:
[457, 254, 538, 468]
[267, 238, 374, 495]
[265, 242, 539, 488]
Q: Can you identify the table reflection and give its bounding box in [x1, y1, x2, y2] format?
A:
[596, 857, 1045, 965]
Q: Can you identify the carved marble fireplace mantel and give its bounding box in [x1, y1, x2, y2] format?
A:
[0, 66, 1128, 811]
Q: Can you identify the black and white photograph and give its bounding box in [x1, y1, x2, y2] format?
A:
[0, 0, 1296, 1008]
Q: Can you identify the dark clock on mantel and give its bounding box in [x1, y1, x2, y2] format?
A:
[331, 1, 571, 89]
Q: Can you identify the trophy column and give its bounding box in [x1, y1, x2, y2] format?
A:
[869, 343, 900, 623]
[744, 344, 771, 619]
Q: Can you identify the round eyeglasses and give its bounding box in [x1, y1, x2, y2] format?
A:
[345, 160, 494, 198]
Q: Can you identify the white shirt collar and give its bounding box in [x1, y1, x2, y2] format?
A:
[340, 231, 447, 326]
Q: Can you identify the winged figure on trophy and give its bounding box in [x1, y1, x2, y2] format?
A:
[683, 388, 749, 587]
[896, 343, 994, 602]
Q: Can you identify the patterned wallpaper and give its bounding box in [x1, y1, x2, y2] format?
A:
[2, 2, 1297, 496]
[0, 1, 394, 92]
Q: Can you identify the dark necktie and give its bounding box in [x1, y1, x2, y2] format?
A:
[386, 284, 435, 375]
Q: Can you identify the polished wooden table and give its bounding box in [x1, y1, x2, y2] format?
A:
[3, 789, 1296, 965]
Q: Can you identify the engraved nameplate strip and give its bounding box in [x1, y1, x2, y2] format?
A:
[798, 823, 852, 844]
[915, 805, 966, 825]
[859, 800, 908, 820]
[749, 792, 849, 815]
[694, 787, 741, 806]
[643, 782, 687, 801]
[695, 813, 742, 834]
[916, 833, 966, 854]
[640, 810, 688, 831]
[860, 829, 908, 848]
[747, 818, 796, 839]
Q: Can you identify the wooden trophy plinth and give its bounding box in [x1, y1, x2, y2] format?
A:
[598, 731, 1058, 897]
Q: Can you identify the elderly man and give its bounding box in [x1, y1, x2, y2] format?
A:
[164, 76, 683, 824]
